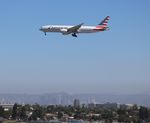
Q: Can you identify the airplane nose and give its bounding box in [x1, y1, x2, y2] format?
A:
[39, 28, 43, 31]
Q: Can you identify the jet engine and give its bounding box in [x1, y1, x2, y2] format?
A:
[60, 29, 68, 35]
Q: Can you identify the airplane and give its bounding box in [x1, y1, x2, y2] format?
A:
[40, 16, 110, 37]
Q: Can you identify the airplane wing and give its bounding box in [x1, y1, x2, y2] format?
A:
[67, 23, 84, 33]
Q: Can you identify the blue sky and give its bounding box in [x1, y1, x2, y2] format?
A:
[0, 0, 150, 94]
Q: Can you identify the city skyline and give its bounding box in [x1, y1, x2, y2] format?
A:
[0, 92, 150, 107]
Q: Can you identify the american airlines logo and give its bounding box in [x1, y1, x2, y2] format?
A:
[48, 26, 66, 30]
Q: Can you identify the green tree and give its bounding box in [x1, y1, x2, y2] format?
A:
[139, 106, 149, 122]
[20, 106, 28, 121]
[101, 110, 113, 123]
[0, 106, 4, 117]
[57, 111, 63, 119]
[117, 109, 128, 123]
[12, 103, 18, 120]
[30, 104, 45, 120]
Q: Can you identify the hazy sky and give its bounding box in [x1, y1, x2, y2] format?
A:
[0, 0, 150, 94]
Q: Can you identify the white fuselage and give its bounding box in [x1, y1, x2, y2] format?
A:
[40, 25, 105, 35]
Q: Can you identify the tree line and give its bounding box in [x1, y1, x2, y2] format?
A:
[0, 103, 150, 123]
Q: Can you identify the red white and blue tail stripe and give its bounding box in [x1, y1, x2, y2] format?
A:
[94, 16, 110, 31]
[99, 16, 110, 27]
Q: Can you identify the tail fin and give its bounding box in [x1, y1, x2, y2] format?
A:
[98, 16, 110, 27]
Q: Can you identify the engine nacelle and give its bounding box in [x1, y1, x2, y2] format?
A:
[60, 29, 68, 35]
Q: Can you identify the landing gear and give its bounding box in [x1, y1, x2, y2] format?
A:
[72, 33, 77, 37]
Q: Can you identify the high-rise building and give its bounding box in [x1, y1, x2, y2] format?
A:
[74, 99, 80, 107]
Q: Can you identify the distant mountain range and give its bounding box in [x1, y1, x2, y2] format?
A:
[0, 92, 150, 107]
